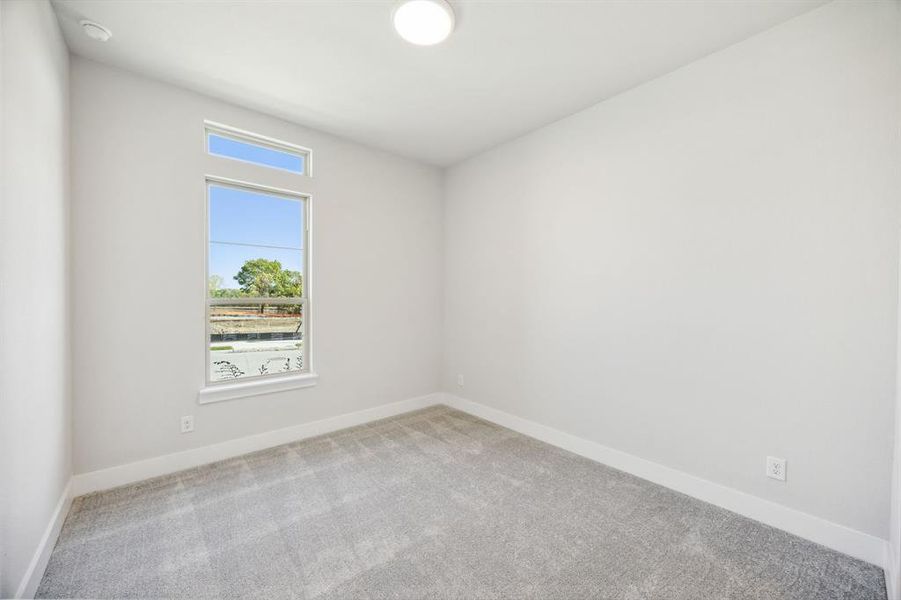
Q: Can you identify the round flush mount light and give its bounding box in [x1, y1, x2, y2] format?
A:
[80, 20, 112, 42]
[392, 0, 455, 46]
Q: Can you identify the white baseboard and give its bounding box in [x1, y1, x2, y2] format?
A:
[443, 393, 889, 569]
[63, 391, 892, 582]
[15, 480, 72, 599]
[72, 393, 442, 497]
[886, 543, 900, 599]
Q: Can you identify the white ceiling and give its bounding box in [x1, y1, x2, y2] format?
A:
[52, 0, 825, 166]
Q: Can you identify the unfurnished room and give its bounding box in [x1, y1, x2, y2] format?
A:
[1, 0, 901, 598]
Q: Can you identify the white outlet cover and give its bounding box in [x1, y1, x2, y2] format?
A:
[181, 415, 195, 433]
[766, 456, 786, 481]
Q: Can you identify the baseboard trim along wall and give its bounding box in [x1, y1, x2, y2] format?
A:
[16, 481, 72, 600]
[71, 393, 441, 497]
[885, 544, 899, 600]
[442, 393, 891, 571]
[65, 391, 891, 588]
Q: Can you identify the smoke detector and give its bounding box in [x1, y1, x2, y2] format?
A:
[80, 20, 112, 42]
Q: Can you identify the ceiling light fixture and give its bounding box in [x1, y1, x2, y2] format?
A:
[392, 0, 455, 46]
[80, 20, 112, 42]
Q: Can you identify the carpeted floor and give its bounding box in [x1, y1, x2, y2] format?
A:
[38, 405, 886, 599]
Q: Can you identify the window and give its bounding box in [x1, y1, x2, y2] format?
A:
[200, 123, 314, 402]
[205, 122, 310, 175]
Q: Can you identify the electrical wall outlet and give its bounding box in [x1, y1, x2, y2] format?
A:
[180, 415, 195, 433]
[766, 456, 786, 481]
[456, 374, 465, 387]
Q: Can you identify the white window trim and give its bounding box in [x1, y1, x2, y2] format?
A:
[204, 120, 313, 177]
[198, 372, 319, 404]
[199, 174, 315, 404]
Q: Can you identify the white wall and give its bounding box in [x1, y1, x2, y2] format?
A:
[0, 1, 71, 597]
[70, 59, 443, 475]
[444, 0, 901, 540]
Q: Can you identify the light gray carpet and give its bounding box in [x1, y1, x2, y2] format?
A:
[38, 405, 885, 599]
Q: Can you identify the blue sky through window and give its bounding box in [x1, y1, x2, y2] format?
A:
[208, 133, 305, 173]
[209, 185, 304, 289]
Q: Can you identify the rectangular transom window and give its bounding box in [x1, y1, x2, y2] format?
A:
[205, 121, 310, 175]
[206, 178, 310, 385]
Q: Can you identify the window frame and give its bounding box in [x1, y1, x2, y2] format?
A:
[204, 120, 313, 176]
[199, 175, 315, 403]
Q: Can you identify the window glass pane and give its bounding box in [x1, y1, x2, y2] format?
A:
[209, 304, 304, 381]
[209, 185, 303, 249]
[209, 244, 303, 299]
[208, 133, 305, 173]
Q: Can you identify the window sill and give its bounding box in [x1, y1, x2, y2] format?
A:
[198, 372, 319, 404]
